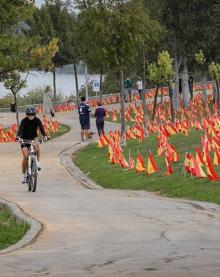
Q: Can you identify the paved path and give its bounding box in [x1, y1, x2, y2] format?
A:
[0, 111, 220, 277]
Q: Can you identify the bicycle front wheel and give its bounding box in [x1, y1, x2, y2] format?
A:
[30, 158, 38, 192]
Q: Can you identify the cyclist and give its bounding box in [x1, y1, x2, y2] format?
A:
[17, 106, 49, 183]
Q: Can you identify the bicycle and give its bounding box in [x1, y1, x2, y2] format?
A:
[18, 138, 47, 192]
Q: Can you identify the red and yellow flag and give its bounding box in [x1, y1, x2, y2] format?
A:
[136, 154, 145, 173]
[146, 152, 158, 175]
[164, 155, 172, 176]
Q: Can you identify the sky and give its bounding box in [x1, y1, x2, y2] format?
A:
[35, 0, 44, 7]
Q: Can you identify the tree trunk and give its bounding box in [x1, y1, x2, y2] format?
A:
[201, 74, 207, 106]
[52, 68, 57, 102]
[216, 78, 220, 114]
[181, 56, 190, 109]
[173, 53, 182, 111]
[168, 81, 175, 123]
[85, 63, 88, 100]
[142, 47, 147, 135]
[73, 63, 79, 106]
[99, 65, 103, 100]
[13, 92, 19, 126]
[119, 67, 126, 146]
[152, 84, 159, 122]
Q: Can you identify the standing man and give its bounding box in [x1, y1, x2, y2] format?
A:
[137, 77, 143, 100]
[188, 75, 194, 100]
[78, 96, 91, 142]
[95, 101, 106, 136]
[43, 86, 55, 117]
[124, 77, 133, 102]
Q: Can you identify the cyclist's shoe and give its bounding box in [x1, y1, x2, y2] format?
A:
[36, 160, 41, 171]
[21, 174, 27, 184]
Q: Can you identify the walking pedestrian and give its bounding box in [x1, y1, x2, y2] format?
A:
[43, 86, 55, 117]
[78, 96, 91, 141]
[95, 101, 106, 136]
[124, 77, 133, 102]
[188, 75, 194, 100]
[137, 77, 143, 100]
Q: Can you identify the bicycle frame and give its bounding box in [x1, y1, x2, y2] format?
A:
[19, 139, 45, 192]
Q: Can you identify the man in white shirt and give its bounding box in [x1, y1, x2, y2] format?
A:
[137, 78, 143, 100]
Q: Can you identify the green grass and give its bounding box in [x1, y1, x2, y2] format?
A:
[105, 112, 137, 126]
[49, 123, 71, 140]
[0, 210, 29, 250]
[74, 129, 220, 205]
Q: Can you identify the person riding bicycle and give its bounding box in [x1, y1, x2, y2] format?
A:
[16, 106, 49, 183]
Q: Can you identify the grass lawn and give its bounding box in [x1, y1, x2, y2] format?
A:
[74, 129, 220, 205]
[49, 123, 71, 139]
[0, 210, 29, 250]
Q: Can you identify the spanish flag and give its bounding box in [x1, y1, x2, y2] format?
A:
[164, 155, 172, 176]
[213, 146, 220, 166]
[129, 156, 135, 170]
[195, 147, 204, 166]
[205, 154, 220, 181]
[119, 153, 129, 168]
[192, 155, 206, 178]
[111, 110, 117, 122]
[136, 154, 145, 173]
[146, 152, 158, 175]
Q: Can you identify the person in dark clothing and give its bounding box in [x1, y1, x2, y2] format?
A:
[179, 78, 182, 95]
[124, 77, 133, 102]
[188, 75, 194, 100]
[78, 96, 91, 141]
[10, 101, 16, 113]
[17, 106, 48, 183]
[95, 101, 106, 136]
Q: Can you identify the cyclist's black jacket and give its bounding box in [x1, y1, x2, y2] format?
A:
[17, 117, 47, 139]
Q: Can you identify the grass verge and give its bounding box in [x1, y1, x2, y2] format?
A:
[0, 209, 29, 250]
[50, 123, 71, 139]
[73, 129, 220, 205]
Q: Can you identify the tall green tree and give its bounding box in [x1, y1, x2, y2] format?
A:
[0, 0, 34, 75]
[1, 38, 59, 125]
[146, 0, 220, 110]
[27, 0, 78, 100]
[209, 63, 220, 113]
[148, 51, 173, 122]
[0, 0, 59, 124]
[77, 0, 149, 145]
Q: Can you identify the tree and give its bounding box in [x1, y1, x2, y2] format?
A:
[209, 63, 220, 113]
[77, 5, 110, 100]
[0, 0, 34, 75]
[2, 72, 28, 125]
[0, 0, 59, 124]
[27, 0, 78, 100]
[77, 0, 149, 145]
[0, 38, 59, 125]
[195, 50, 208, 106]
[149, 51, 174, 122]
[146, 0, 220, 110]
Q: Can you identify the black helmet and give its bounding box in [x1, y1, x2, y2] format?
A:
[26, 106, 36, 116]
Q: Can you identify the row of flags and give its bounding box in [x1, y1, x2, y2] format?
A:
[0, 118, 59, 143]
[98, 92, 220, 181]
[35, 82, 214, 115]
[98, 131, 158, 175]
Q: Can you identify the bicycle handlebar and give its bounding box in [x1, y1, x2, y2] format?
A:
[17, 138, 49, 144]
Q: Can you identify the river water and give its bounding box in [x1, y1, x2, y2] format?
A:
[0, 71, 100, 98]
